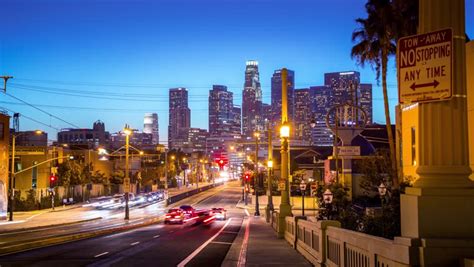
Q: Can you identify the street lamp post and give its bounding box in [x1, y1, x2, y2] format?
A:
[123, 125, 132, 220]
[300, 180, 307, 216]
[8, 130, 43, 221]
[265, 121, 274, 222]
[277, 68, 292, 238]
[378, 182, 387, 237]
[254, 132, 260, 217]
[323, 189, 333, 220]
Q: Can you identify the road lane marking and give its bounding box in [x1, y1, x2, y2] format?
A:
[244, 209, 250, 217]
[130, 241, 140, 246]
[211, 241, 233, 245]
[153, 234, 160, 238]
[177, 218, 233, 267]
[94, 252, 109, 258]
[237, 218, 250, 267]
[222, 231, 239, 234]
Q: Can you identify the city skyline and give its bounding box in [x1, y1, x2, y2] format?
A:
[1, 0, 473, 142]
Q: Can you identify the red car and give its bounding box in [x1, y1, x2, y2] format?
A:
[179, 205, 195, 218]
[164, 208, 185, 224]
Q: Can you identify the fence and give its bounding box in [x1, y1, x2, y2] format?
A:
[273, 215, 417, 266]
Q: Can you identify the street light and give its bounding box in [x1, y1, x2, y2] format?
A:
[378, 182, 387, 237]
[300, 180, 307, 216]
[265, 119, 274, 222]
[123, 125, 131, 220]
[254, 131, 260, 217]
[8, 130, 43, 221]
[323, 189, 333, 220]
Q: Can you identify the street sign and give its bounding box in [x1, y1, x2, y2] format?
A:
[123, 178, 130, 193]
[398, 28, 452, 104]
[335, 146, 361, 156]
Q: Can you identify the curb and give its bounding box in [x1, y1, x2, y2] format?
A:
[221, 216, 248, 267]
[0, 217, 103, 235]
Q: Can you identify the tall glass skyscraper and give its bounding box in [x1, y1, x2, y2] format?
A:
[242, 60, 263, 137]
[168, 88, 190, 148]
[209, 85, 239, 136]
[143, 113, 159, 145]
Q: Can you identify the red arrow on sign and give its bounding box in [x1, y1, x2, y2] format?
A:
[410, 80, 439, 91]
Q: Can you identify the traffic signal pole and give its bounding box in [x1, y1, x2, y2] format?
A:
[254, 132, 260, 216]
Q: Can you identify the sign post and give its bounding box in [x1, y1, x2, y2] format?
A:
[398, 28, 452, 104]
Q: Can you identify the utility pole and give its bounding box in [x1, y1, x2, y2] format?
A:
[254, 131, 260, 216]
[1, 76, 13, 93]
[123, 125, 131, 220]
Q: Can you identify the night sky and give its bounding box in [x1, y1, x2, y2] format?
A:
[2, 0, 473, 142]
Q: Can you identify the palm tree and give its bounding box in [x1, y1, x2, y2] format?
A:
[351, 0, 399, 188]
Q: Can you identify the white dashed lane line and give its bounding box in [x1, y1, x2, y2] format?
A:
[153, 234, 160, 238]
[130, 242, 140, 246]
[94, 252, 109, 258]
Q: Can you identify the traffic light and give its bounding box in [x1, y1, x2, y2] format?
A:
[50, 174, 57, 188]
[244, 173, 250, 182]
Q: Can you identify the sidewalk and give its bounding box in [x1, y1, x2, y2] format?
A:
[224, 208, 311, 266]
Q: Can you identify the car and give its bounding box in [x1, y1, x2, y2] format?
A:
[179, 205, 195, 218]
[145, 192, 155, 202]
[194, 210, 215, 225]
[211, 208, 227, 220]
[165, 208, 185, 224]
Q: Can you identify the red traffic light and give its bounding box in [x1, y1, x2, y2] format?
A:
[50, 175, 56, 182]
[244, 174, 250, 181]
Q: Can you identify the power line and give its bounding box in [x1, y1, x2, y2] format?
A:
[4, 92, 81, 128]
[0, 106, 60, 131]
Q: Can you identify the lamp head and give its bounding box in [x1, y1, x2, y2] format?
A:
[280, 124, 290, 138]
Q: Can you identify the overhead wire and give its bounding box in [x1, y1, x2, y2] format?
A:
[0, 106, 60, 131]
[4, 92, 81, 128]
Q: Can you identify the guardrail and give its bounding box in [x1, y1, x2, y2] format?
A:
[272, 215, 417, 266]
[166, 183, 223, 205]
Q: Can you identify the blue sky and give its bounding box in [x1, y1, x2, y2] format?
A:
[1, 0, 473, 142]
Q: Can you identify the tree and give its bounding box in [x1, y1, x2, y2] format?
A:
[351, 0, 400, 188]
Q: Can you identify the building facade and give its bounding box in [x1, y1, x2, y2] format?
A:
[209, 85, 234, 136]
[57, 120, 110, 149]
[143, 113, 159, 145]
[294, 88, 312, 141]
[242, 60, 263, 137]
[168, 88, 191, 148]
[359, 83, 373, 124]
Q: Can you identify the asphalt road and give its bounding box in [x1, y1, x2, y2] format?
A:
[0, 184, 244, 267]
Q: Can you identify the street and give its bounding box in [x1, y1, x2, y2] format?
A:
[0, 183, 244, 267]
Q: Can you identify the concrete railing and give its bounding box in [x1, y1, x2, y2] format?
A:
[271, 211, 278, 231]
[166, 182, 223, 205]
[273, 216, 418, 267]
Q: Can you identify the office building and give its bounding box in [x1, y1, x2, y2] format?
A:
[57, 120, 110, 149]
[168, 88, 191, 148]
[242, 60, 263, 137]
[143, 113, 159, 145]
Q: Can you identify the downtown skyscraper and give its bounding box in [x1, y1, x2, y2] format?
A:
[208, 85, 241, 137]
[294, 88, 312, 141]
[143, 113, 159, 145]
[168, 87, 191, 148]
[242, 60, 263, 137]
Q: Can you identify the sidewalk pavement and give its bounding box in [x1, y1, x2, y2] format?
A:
[224, 207, 311, 266]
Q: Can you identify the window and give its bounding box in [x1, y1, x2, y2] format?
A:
[0, 122, 4, 140]
[411, 127, 416, 166]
